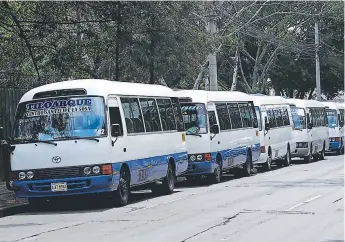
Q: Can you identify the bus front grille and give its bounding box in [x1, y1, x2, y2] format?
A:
[35, 167, 81, 180]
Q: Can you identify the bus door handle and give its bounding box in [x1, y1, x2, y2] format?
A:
[123, 148, 126, 152]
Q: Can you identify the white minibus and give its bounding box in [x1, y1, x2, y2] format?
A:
[176, 90, 260, 183]
[287, 99, 329, 162]
[251, 95, 296, 170]
[323, 101, 344, 154]
[1, 79, 188, 207]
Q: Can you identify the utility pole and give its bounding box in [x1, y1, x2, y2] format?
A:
[315, 21, 321, 101]
[207, 1, 218, 91]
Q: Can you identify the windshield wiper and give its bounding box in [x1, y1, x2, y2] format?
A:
[54, 136, 100, 142]
[186, 133, 202, 137]
[24, 139, 57, 146]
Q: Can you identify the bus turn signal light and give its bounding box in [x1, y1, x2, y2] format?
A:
[204, 153, 212, 161]
[101, 164, 112, 175]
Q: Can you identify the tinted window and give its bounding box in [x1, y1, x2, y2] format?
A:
[139, 98, 162, 132]
[156, 99, 176, 131]
[171, 97, 185, 132]
[227, 103, 242, 129]
[121, 97, 145, 134]
[109, 107, 123, 136]
[215, 103, 231, 130]
[208, 110, 217, 127]
[238, 103, 252, 128]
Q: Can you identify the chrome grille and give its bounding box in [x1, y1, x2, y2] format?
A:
[35, 166, 81, 180]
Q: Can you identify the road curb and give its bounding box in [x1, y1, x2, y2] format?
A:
[0, 203, 28, 218]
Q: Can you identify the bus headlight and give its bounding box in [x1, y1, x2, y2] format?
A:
[190, 155, 196, 161]
[18, 172, 26, 180]
[196, 155, 203, 161]
[26, 171, 34, 180]
[92, 166, 100, 174]
[83, 167, 91, 175]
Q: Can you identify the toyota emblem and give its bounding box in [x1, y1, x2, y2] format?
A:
[52, 156, 61, 163]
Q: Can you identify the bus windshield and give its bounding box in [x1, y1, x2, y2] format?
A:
[13, 96, 107, 144]
[326, 109, 338, 128]
[291, 107, 306, 129]
[180, 103, 208, 134]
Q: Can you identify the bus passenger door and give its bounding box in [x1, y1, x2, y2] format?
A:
[107, 96, 128, 176]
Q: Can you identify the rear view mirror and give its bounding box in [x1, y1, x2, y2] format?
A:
[111, 124, 121, 137]
[211, 124, 220, 134]
[307, 122, 313, 130]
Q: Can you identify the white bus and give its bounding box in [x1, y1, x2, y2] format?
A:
[176, 90, 260, 183]
[287, 99, 329, 162]
[251, 95, 296, 170]
[3, 79, 188, 207]
[323, 101, 344, 154]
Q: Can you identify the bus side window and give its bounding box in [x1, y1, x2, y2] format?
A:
[171, 97, 185, 132]
[109, 107, 123, 136]
[208, 110, 217, 127]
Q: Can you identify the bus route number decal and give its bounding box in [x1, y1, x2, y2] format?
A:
[138, 169, 148, 182]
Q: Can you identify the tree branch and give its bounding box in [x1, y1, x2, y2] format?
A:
[2, 1, 40, 81]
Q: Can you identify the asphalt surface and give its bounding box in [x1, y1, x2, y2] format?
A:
[0, 154, 343, 242]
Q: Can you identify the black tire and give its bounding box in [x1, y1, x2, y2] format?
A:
[283, 147, 291, 167]
[304, 145, 313, 163]
[210, 157, 222, 184]
[152, 162, 175, 195]
[242, 152, 252, 177]
[319, 143, 325, 160]
[263, 150, 272, 171]
[112, 167, 130, 207]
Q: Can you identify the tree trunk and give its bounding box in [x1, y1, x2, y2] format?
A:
[149, 14, 155, 84]
[230, 43, 240, 91]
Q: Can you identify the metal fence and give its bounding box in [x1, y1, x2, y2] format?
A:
[0, 88, 27, 138]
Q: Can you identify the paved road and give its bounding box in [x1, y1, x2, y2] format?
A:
[0, 155, 343, 242]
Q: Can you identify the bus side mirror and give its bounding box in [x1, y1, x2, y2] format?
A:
[111, 124, 121, 137]
[211, 124, 220, 134]
[340, 120, 344, 127]
[307, 122, 313, 129]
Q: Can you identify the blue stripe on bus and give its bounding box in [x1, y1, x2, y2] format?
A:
[184, 143, 260, 176]
[13, 151, 188, 198]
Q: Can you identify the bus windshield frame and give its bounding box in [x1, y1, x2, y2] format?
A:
[12, 95, 107, 144]
[180, 102, 208, 135]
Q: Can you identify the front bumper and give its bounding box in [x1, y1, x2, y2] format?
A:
[328, 141, 342, 151]
[291, 148, 309, 158]
[13, 175, 118, 198]
[183, 161, 216, 176]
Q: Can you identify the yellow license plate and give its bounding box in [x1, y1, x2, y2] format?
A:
[51, 182, 67, 192]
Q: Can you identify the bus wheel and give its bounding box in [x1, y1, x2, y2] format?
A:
[242, 152, 252, 177]
[152, 162, 175, 195]
[113, 167, 130, 207]
[263, 152, 272, 171]
[304, 145, 313, 163]
[319, 143, 325, 160]
[283, 147, 291, 167]
[210, 157, 222, 183]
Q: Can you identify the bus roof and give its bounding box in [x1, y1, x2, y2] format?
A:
[322, 101, 339, 110]
[19, 79, 177, 103]
[287, 98, 325, 108]
[250, 94, 290, 106]
[175, 90, 254, 103]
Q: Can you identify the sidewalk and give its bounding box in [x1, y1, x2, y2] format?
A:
[0, 182, 27, 211]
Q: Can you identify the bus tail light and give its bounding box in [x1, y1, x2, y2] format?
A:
[101, 164, 112, 175]
[204, 153, 212, 161]
[260, 146, 266, 153]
